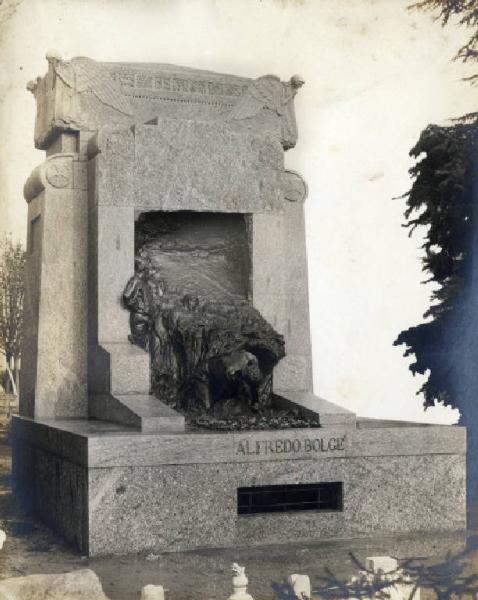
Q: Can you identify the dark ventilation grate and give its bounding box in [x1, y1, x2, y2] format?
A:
[237, 482, 343, 515]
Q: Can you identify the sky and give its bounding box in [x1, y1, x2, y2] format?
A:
[0, 0, 477, 423]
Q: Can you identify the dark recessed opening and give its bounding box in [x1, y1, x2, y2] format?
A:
[135, 211, 252, 302]
[237, 482, 343, 515]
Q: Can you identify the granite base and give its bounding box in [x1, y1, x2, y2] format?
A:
[11, 416, 466, 556]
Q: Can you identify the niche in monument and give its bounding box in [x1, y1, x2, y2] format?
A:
[123, 211, 320, 430]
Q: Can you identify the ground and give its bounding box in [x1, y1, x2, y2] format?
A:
[0, 419, 476, 600]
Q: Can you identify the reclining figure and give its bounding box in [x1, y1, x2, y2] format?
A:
[123, 258, 285, 418]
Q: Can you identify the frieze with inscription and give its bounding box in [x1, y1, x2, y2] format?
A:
[110, 68, 250, 98]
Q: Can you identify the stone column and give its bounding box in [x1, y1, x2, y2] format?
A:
[20, 133, 88, 418]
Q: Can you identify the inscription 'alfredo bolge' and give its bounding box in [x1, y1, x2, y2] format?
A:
[235, 436, 346, 457]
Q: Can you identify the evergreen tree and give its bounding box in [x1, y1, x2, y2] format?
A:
[411, 1, 478, 65]
[394, 123, 478, 423]
[397, 0, 478, 500]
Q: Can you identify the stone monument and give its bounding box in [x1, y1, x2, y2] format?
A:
[12, 54, 466, 556]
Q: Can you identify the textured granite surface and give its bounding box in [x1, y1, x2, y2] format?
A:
[11, 434, 88, 550]
[88, 453, 465, 555]
[251, 202, 313, 393]
[20, 147, 88, 419]
[12, 416, 466, 464]
[90, 121, 284, 213]
[12, 417, 466, 556]
[35, 447, 88, 550]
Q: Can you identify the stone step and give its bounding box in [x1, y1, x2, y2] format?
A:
[274, 390, 357, 430]
[90, 393, 185, 433]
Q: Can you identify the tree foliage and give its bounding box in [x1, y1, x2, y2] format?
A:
[410, 1, 478, 66]
[0, 236, 25, 367]
[393, 1, 478, 423]
[394, 122, 478, 419]
[409, 1, 478, 120]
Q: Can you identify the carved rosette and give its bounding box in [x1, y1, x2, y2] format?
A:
[283, 170, 308, 203]
[23, 154, 74, 202]
[45, 156, 72, 188]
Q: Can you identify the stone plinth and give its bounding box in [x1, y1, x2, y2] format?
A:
[12, 416, 466, 556]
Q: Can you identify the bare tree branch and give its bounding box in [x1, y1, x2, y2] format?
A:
[0, 235, 25, 368]
[409, 1, 478, 65]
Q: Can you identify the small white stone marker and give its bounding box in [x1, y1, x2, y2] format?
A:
[141, 584, 165, 600]
[363, 556, 419, 600]
[228, 563, 254, 600]
[366, 556, 398, 574]
[0, 530, 6, 550]
[287, 574, 311, 600]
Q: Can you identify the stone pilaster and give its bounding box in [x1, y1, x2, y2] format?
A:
[20, 134, 88, 418]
